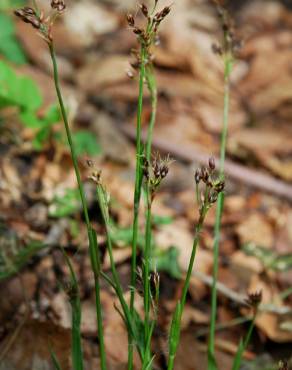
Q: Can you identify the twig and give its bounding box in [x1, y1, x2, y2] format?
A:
[121, 125, 292, 201]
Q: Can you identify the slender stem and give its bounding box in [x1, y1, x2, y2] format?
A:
[145, 67, 157, 162]
[48, 43, 90, 229]
[208, 55, 232, 366]
[48, 42, 107, 370]
[96, 185, 143, 361]
[88, 229, 108, 370]
[143, 186, 153, 368]
[167, 195, 209, 370]
[128, 46, 147, 370]
[232, 316, 256, 370]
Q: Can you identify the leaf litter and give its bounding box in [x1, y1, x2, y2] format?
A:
[0, 0, 292, 369]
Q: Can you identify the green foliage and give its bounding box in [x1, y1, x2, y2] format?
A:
[155, 247, 181, 279]
[49, 188, 81, 218]
[50, 347, 63, 370]
[152, 214, 173, 226]
[0, 60, 42, 110]
[20, 104, 62, 149]
[0, 0, 24, 10]
[72, 130, 101, 156]
[242, 243, 292, 272]
[0, 13, 26, 64]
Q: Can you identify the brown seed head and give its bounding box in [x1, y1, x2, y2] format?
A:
[126, 13, 135, 27]
[194, 168, 202, 184]
[14, 8, 26, 18]
[23, 6, 36, 15]
[51, 0, 66, 11]
[208, 156, 216, 171]
[201, 166, 209, 183]
[140, 3, 149, 18]
[245, 290, 262, 309]
[209, 191, 218, 204]
[215, 181, 225, 193]
[161, 6, 171, 17]
[133, 27, 143, 35]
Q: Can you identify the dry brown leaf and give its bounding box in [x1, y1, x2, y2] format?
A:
[236, 213, 274, 249]
[64, 2, 119, 46]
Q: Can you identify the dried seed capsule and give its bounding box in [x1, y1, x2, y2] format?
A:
[133, 27, 143, 35]
[209, 191, 218, 204]
[208, 156, 216, 171]
[215, 181, 225, 193]
[245, 290, 262, 309]
[29, 17, 41, 29]
[140, 3, 149, 18]
[160, 164, 169, 179]
[194, 168, 201, 184]
[160, 5, 171, 18]
[51, 0, 66, 11]
[126, 13, 135, 27]
[201, 166, 209, 183]
[23, 7, 36, 15]
[14, 8, 25, 18]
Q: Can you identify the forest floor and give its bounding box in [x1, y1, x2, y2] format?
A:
[0, 0, 292, 369]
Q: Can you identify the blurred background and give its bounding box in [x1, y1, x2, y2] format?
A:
[0, 0, 292, 369]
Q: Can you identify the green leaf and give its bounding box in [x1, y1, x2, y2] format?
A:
[50, 347, 63, 370]
[155, 246, 181, 279]
[0, 13, 14, 37]
[152, 214, 173, 226]
[0, 60, 42, 110]
[20, 110, 43, 128]
[0, 0, 24, 10]
[72, 130, 101, 156]
[32, 127, 51, 150]
[43, 104, 61, 126]
[0, 14, 26, 64]
[0, 37, 27, 64]
[49, 188, 81, 218]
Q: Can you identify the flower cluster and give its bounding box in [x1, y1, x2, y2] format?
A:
[143, 153, 172, 201]
[14, 0, 66, 42]
[211, 2, 242, 58]
[195, 157, 225, 213]
[245, 290, 262, 312]
[126, 1, 171, 74]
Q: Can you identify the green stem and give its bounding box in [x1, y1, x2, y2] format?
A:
[232, 316, 256, 370]
[48, 43, 90, 229]
[49, 42, 107, 370]
[128, 46, 147, 370]
[96, 185, 144, 362]
[167, 196, 209, 370]
[208, 55, 232, 368]
[143, 187, 153, 368]
[145, 67, 157, 162]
